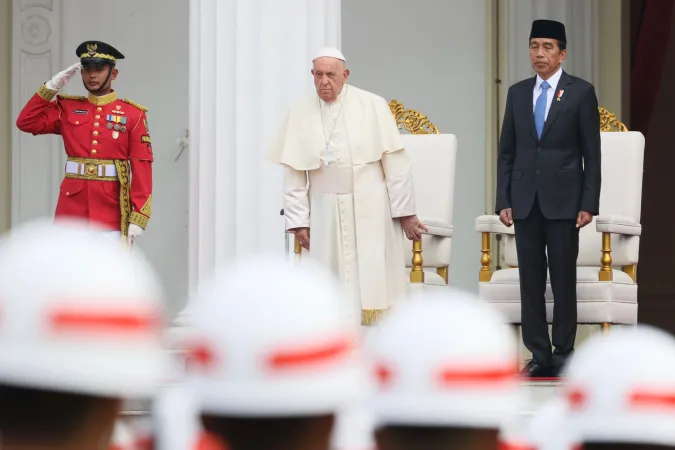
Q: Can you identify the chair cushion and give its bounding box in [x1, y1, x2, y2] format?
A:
[479, 267, 637, 325]
[481, 267, 635, 303]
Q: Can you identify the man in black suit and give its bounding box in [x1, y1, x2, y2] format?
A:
[495, 20, 601, 378]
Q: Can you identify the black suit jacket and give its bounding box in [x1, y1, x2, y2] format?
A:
[495, 71, 601, 220]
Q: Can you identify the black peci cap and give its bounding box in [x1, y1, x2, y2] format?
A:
[76, 41, 125, 67]
[529, 20, 567, 44]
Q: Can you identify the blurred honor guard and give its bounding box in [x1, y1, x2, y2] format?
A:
[267, 47, 426, 326]
[522, 398, 580, 450]
[16, 41, 154, 245]
[0, 219, 166, 450]
[367, 290, 519, 450]
[183, 256, 367, 450]
[563, 327, 675, 450]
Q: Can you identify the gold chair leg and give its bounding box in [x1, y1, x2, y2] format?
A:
[601, 322, 611, 334]
[436, 266, 449, 284]
[410, 239, 424, 283]
[599, 232, 613, 281]
[622, 264, 637, 282]
[479, 232, 492, 282]
[293, 237, 302, 265]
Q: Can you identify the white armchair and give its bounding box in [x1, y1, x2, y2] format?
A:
[389, 100, 457, 288]
[285, 101, 457, 290]
[476, 109, 644, 330]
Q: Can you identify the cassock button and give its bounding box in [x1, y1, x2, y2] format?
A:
[95, 115, 101, 119]
[94, 122, 100, 127]
[97, 107, 102, 112]
[93, 131, 99, 136]
[92, 149, 97, 155]
[92, 140, 98, 145]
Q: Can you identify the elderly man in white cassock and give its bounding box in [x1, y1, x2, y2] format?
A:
[267, 47, 427, 326]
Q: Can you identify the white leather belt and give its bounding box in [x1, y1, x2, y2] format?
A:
[65, 160, 117, 178]
[309, 166, 355, 194]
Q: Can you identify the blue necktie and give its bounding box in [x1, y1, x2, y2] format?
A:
[534, 81, 550, 139]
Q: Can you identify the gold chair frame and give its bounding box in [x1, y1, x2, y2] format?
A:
[478, 107, 633, 333]
[289, 100, 441, 285]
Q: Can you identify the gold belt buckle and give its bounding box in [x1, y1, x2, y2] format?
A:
[84, 162, 98, 177]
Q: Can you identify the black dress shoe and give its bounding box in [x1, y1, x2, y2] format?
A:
[549, 363, 563, 378]
[520, 359, 553, 378]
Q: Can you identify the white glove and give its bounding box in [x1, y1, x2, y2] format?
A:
[45, 62, 82, 91]
[127, 224, 144, 247]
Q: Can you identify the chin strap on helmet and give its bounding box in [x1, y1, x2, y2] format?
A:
[91, 64, 115, 96]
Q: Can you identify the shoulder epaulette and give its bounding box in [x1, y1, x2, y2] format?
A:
[121, 98, 148, 112]
[57, 94, 86, 101]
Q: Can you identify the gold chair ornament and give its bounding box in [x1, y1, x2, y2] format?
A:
[388, 100, 440, 135]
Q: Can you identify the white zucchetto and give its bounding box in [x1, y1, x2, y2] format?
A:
[313, 47, 346, 62]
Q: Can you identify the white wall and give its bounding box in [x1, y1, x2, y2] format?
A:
[12, 0, 189, 317]
[342, 0, 489, 292]
[0, 0, 11, 233]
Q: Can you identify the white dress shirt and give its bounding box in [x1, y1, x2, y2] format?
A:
[532, 66, 563, 120]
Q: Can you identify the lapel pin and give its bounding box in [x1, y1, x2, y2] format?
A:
[556, 89, 565, 102]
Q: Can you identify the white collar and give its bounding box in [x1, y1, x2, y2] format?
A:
[535, 66, 563, 92]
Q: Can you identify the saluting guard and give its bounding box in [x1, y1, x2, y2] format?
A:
[16, 40, 153, 245]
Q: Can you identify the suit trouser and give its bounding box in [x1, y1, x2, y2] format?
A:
[514, 197, 579, 368]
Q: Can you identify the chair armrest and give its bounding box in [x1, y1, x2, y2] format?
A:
[475, 215, 515, 235]
[596, 215, 642, 236]
[419, 217, 453, 238]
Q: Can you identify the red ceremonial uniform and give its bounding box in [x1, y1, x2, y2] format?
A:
[16, 84, 153, 233]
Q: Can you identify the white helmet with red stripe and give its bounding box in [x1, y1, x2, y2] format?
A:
[330, 403, 376, 450]
[0, 218, 166, 398]
[366, 289, 520, 428]
[562, 326, 675, 447]
[524, 398, 580, 450]
[184, 254, 367, 416]
[110, 420, 135, 450]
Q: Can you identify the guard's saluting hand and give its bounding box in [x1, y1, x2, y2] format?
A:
[46, 62, 82, 92]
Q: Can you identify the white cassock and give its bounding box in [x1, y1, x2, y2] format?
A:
[267, 84, 416, 326]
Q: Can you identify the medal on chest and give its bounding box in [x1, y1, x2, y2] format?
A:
[106, 113, 128, 139]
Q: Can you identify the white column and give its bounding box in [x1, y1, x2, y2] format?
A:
[180, 0, 340, 323]
[501, 0, 600, 91]
[12, 0, 64, 226]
